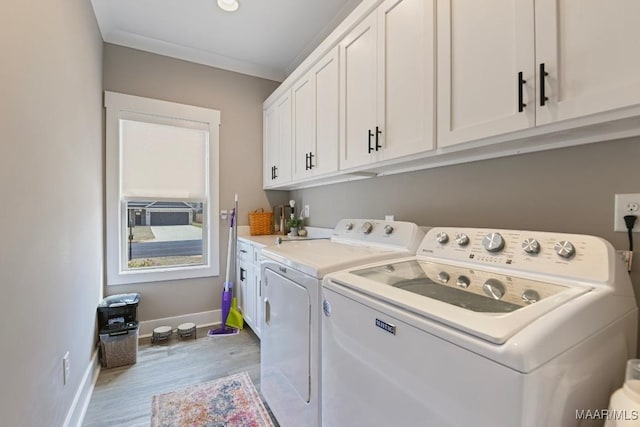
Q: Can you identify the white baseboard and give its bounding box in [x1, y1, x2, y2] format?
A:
[63, 349, 101, 427]
[138, 309, 222, 337]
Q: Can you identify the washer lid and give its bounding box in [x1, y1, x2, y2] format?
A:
[329, 259, 591, 344]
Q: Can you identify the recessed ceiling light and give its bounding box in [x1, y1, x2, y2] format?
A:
[217, 0, 239, 12]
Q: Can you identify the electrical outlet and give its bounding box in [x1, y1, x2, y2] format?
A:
[303, 204, 310, 218]
[614, 194, 640, 232]
[63, 352, 70, 385]
[385, 215, 395, 221]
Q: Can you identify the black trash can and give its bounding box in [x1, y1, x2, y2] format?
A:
[97, 293, 141, 333]
[97, 293, 141, 368]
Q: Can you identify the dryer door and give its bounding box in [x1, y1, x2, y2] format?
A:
[261, 267, 311, 424]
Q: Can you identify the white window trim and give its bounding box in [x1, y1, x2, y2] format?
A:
[105, 91, 220, 285]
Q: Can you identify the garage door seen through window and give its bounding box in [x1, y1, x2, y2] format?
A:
[125, 200, 204, 269]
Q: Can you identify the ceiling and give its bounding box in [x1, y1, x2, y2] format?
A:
[91, 0, 364, 82]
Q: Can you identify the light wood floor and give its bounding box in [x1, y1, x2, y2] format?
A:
[83, 327, 268, 426]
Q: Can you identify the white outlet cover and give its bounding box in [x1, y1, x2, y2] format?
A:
[614, 194, 640, 232]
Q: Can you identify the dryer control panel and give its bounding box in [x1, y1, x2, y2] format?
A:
[332, 219, 426, 253]
[419, 227, 613, 283]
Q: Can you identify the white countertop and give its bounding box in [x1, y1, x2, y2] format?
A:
[237, 225, 332, 248]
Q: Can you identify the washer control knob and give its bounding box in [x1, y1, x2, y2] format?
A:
[384, 225, 394, 235]
[345, 222, 354, 230]
[522, 289, 541, 304]
[456, 275, 471, 288]
[360, 222, 374, 234]
[482, 279, 505, 300]
[482, 232, 505, 252]
[554, 240, 576, 259]
[522, 238, 540, 255]
[455, 233, 470, 247]
[436, 232, 449, 244]
[438, 272, 450, 284]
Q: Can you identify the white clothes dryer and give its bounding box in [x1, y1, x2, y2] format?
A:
[260, 219, 426, 427]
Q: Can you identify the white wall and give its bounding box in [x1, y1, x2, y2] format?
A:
[0, 0, 104, 424]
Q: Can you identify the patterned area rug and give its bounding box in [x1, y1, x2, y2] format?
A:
[151, 372, 275, 427]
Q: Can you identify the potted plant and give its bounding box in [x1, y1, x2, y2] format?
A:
[286, 217, 303, 236]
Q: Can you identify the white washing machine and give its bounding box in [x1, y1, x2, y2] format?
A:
[260, 219, 426, 427]
[322, 227, 638, 427]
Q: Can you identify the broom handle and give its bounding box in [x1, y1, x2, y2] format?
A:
[224, 208, 235, 291]
[233, 194, 238, 285]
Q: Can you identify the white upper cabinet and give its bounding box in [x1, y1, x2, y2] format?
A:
[340, 0, 435, 170]
[535, 0, 640, 125]
[264, 0, 640, 189]
[378, 0, 435, 161]
[340, 12, 378, 169]
[292, 47, 340, 180]
[263, 91, 292, 188]
[437, 0, 535, 148]
[438, 0, 640, 148]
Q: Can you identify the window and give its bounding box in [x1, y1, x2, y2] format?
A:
[105, 92, 220, 285]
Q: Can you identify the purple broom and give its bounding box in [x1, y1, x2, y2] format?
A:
[208, 204, 237, 336]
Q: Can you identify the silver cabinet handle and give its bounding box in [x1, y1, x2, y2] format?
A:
[264, 298, 270, 325]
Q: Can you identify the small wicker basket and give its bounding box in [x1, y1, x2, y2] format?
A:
[249, 208, 272, 235]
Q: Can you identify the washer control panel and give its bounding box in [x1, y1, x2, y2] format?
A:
[419, 227, 612, 283]
[417, 261, 570, 309]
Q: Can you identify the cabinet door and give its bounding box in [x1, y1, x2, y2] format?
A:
[275, 93, 292, 185]
[263, 105, 278, 188]
[535, 0, 640, 125]
[340, 12, 379, 169]
[264, 92, 292, 187]
[238, 262, 253, 329]
[378, 0, 435, 160]
[313, 47, 340, 176]
[437, 0, 535, 148]
[292, 47, 340, 181]
[292, 74, 315, 180]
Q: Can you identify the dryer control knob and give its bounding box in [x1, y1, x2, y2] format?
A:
[384, 225, 394, 235]
[522, 238, 540, 254]
[483, 279, 505, 300]
[438, 272, 450, 284]
[482, 232, 505, 252]
[455, 233, 470, 247]
[436, 232, 449, 244]
[554, 240, 576, 259]
[360, 222, 374, 234]
[456, 275, 470, 288]
[345, 222, 354, 230]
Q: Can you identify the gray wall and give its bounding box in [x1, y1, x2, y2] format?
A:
[103, 44, 287, 321]
[0, 0, 104, 425]
[292, 137, 640, 329]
